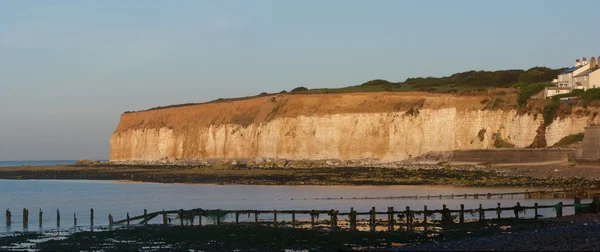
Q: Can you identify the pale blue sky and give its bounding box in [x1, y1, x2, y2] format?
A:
[1, 0, 599, 160]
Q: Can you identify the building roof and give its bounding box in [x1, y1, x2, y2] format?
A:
[561, 66, 580, 74]
[574, 67, 600, 77]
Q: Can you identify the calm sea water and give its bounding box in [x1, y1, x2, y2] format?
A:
[0, 180, 583, 234]
[0, 160, 79, 167]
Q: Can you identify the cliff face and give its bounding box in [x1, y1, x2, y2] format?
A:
[110, 92, 596, 162]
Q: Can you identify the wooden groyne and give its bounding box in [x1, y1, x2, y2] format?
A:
[307, 188, 600, 201]
[5, 196, 599, 232]
[106, 197, 600, 232]
[4, 208, 92, 231]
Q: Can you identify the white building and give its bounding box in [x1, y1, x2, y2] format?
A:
[545, 56, 600, 98]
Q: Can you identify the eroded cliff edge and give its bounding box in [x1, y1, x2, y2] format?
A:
[110, 92, 596, 162]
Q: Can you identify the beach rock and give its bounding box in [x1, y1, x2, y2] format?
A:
[275, 159, 288, 168]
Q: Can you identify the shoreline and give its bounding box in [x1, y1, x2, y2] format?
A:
[0, 164, 598, 188]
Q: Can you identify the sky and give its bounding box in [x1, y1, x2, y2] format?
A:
[1, 0, 599, 161]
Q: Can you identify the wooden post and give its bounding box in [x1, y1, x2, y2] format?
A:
[255, 210, 260, 225]
[127, 213, 130, 226]
[442, 205, 451, 228]
[108, 214, 113, 226]
[143, 209, 147, 225]
[56, 209, 60, 228]
[310, 210, 315, 228]
[369, 207, 376, 232]
[514, 202, 521, 219]
[162, 210, 167, 225]
[405, 206, 412, 232]
[179, 210, 184, 226]
[423, 205, 428, 232]
[349, 208, 356, 232]
[39, 209, 43, 228]
[90, 208, 94, 227]
[388, 207, 394, 232]
[23, 208, 28, 229]
[459, 204, 465, 224]
[574, 198, 582, 215]
[74, 213, 77, 227]
[274, 210, 278, 228]
[6, 209, 11, 226]
[292, 211, 297, 228]
[235, 212, 240, 225]
[496, 203, 501, 219]
[557, 202, 563, 217]
[534, 203, 539, 219]
[330, 210, 338, 230]
[478, 204, 484, 222]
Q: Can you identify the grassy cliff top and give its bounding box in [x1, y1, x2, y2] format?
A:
[125, 66, 564, 113]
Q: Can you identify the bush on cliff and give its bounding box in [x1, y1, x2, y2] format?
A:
[551, 133, 584, 147]
[542, 97, 560, 125]
[516, 67, 563, 84]
[291, 87, 309, 92]
[582, 89, 600, 106]
[404, 67, 563, 89]
[361, 79, 398, 86]
[517, 82, 553, 107]
[492, 133, 515, 148]
[510, 82, 529, 88]
[555, 88, 584, 98]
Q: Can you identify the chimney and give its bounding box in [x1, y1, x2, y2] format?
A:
[591, 57, 597, 69]
[583, 57, 588, 65]
[576, 59, 581, 67]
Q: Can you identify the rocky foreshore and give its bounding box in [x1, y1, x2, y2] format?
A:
[101, 151, 455, 169]
[396, 214, 600, 251]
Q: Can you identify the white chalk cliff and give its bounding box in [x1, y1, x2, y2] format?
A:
[110, 92, 596, 162]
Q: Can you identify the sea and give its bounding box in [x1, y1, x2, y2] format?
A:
[0, 160, 80, 167]
[0, 179, 585, 234]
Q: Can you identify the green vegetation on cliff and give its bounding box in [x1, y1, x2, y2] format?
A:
[582, 89, 600, 106]
[552, 133, 584, 147]
[517, 83, 554, 107]
[128, 66, 565, 113]
[543, 98, 561, 125]
[296, 67, 565, 96]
